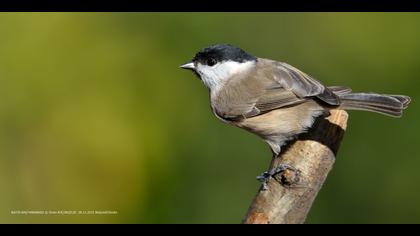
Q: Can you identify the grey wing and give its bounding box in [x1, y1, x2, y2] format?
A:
[229, 87, 305, 120]
[248, 87, 306, 116]
[213, 73, 304, 120]
[241, 60, 341, 119]
[271, 61, 341, 106]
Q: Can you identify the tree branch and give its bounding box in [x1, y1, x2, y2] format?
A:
[243, 109, 348, 224]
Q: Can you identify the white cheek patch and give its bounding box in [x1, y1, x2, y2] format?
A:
[198, 61, 255, 92]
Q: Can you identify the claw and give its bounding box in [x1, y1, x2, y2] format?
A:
[256, 163, 300, 190]
[256, 171, 271, 191]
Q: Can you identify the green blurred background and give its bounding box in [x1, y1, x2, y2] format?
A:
[0, 13, 419, 224]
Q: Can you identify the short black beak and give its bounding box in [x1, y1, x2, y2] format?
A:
[179, 61, 195, 70]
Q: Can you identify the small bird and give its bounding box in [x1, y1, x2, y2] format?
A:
[180, 44, 411, 183]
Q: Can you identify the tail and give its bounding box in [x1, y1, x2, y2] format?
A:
[336, 91, 411, 118]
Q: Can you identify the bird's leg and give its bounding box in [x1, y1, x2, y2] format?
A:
[256, 171, 272, 190]
[256, 163, 299, 190]
[256, 150, 278, 190]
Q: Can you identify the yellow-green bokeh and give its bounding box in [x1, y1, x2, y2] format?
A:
[0, 13, 419, 223]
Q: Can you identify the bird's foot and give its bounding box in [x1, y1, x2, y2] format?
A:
[256, 163, 300, 190]
[256, 171, 272, 191]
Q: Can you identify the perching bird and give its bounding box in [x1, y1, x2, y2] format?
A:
[180, 43, 411, 182]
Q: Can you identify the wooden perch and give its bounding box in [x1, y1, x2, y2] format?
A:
[243, 109, 348, 224]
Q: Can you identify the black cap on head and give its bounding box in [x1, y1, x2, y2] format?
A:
[192, 44, 257, 65]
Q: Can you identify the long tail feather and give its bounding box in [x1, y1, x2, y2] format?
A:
[338, 92, 411, 118]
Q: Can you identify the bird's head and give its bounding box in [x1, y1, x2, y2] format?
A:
[180, 44, 257, 90]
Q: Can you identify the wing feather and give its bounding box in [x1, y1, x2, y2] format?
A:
[212, 59, 341, 121]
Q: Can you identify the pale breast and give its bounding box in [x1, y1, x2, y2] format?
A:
[234, 101, 325, 154]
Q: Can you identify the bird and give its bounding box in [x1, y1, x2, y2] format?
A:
[180, 43, 411, 184]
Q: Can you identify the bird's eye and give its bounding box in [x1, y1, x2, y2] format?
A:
[206, 58, 217, 66]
